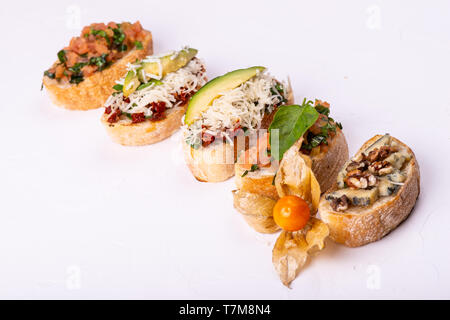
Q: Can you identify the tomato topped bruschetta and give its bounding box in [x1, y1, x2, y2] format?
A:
[101, 47, 207, 146]
[43, 21, 152, 110]
[234, 99, 348, 200]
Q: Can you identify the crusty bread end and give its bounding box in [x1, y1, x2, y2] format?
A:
[318, 135, 420, 247]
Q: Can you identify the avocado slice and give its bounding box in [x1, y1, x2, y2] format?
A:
[184, 66, 266, 125]
[123, 48, 198, 97]
[140, 48, 198, 80]
[123, 70, 140, 97]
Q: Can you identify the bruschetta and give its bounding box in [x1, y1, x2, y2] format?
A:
[43, 21, 152, 110]
[182, 66, 293, 182]
[101, 47, 207, 146]
[318, 134, 420, 247]
[235, 100, 348, 202]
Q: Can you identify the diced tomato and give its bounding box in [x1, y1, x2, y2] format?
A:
[55, 65, 65, 78]
[69, 37, 89, 55]
[90, 23, 107, 31]
[107, 22, 118, 29]
[65, 51, 79, 67]
[81, 65, 97, 77]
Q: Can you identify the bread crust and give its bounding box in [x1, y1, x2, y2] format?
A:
[310, 129, 349, 193]
[43, 30, 153, 111]
[318, 135, 420, 247]
[101, 104, 186, 146]
[234, 129, 349, 197]
[182, 137, 236, 182]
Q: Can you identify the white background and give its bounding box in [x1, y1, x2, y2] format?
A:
[1, 0, 449, 299]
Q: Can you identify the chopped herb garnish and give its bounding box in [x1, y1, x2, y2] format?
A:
[91, 29, 111, 45]
[113, 84, 123, 92]
[89, 54, 109, 71]
[68, 62, 87, 74]
[301, 102, 343, 151]
[315, 104, 330, 116]
[124, 112, 132, 119]
[118, 44, 128, 52]
[270, 83, 287, 103]
[44, 70, 55, 79]
[241, 164, 259, 177]
[57, 50, 66, 63]
[135, 41, 143, 50]
[112, 27, 125, 45]
[136, 79, 163, 91]
[69, 74, 84, 84]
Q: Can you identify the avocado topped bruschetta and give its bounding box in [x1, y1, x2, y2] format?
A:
[101, 47, 207, 146]
[43, 21, 152, 110]
[182, 66, 293, 182]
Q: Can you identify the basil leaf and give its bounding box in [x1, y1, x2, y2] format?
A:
[136, 80, 163, 91]
[269, 103, 319, 160]
[91, 29, 111, 45]
[68, 62, 87, 74]
[44, 70, 55, 79]
[112, 28, 125, 45]
[241, 170, 249, 177]
[89, 54, 109, 71]
[57, 50, 66, 63]
[315, 104, 330, 116]
[113, 84, 123, 92]
[135, 41, 143, 50]
[118, 44, 128, 52]
[69, 74, 84, 84]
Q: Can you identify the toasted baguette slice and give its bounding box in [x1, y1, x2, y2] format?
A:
[183, 89, 294, 183]
[310, 129, 349, 192]
[235, 129, 348, 198]
[101, 104, 186, 146]
[318, 135, 420, 247]
[43, 30, 152, 111]
[183, 138, 236, 182]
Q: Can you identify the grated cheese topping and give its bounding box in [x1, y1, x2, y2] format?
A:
[183, 70, 289, 147]
[104, 57, 206, 118]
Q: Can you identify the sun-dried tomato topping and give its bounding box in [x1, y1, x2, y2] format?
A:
[173, 88, 193, 105]
[202, 132, 216, 147]
[148, 101, 167, 121]
[131, 113, 146, 123]
[104, 106, 112, 114]
[107, 109, 122, 123]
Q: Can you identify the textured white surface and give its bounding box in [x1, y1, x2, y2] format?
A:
[1, 0, 449, 299]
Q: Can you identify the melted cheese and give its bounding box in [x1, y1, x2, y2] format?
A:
[104, 58, 206, 118]
[183, 71, 289, 146]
